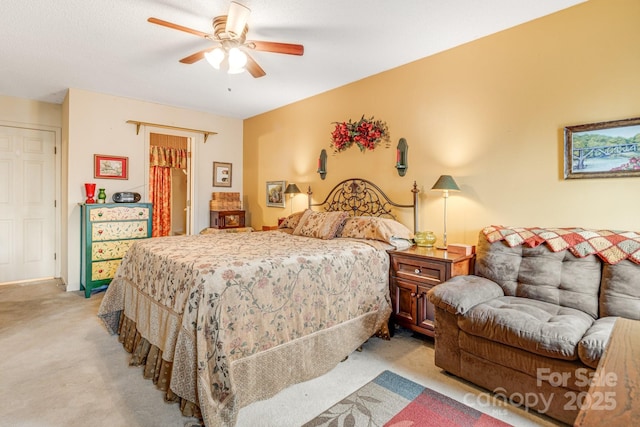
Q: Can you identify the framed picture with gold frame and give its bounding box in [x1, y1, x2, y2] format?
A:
[564, 117, 640, 179]
[266, 180, 285, 208]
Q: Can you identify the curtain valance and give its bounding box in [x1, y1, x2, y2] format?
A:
[150, 146, 187, 169]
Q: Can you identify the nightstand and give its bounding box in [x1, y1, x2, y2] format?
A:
[388, 246, 475, 337]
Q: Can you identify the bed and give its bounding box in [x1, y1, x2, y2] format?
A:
[98, 178, 418, 426]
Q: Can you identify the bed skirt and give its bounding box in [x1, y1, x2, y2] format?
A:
[112, 308, 390, 426]
[117, 312, 203, 420]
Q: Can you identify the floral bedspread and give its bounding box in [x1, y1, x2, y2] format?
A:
[98, 231, 392, 425]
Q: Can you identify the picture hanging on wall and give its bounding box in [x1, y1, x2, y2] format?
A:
[94, 154, 128, 179]
[564, 117, 640, 179]
[266, 180, 286, 208]
[213, 161, 232, 187]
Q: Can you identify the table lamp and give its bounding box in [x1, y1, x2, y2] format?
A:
[284, 183, 301, 214]
[431, 175, 460, 249]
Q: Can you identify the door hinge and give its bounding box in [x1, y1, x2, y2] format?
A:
[54, 200, 57, 208]
[54, 253, 57, 260]
[54, 146, 57, 154]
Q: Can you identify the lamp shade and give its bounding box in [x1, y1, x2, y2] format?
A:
[431, 175, 460, 192]
[284, 183, 301, 194]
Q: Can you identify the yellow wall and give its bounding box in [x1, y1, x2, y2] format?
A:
[244, 0, 640, 244]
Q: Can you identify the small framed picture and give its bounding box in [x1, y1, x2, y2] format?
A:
[564, 117, 640, 179]
[94, 154, 128, 179]
[213, 162, 232, 187]
[266, 180, 286, 208]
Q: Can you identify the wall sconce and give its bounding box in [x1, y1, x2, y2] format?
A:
[431, 175, 460, 249]
[396, 138, 408, 176]
[284, 183, 301, 214]
[317, 149, 327, 180]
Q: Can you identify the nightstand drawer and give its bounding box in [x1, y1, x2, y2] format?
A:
[391, 255, 445, 284]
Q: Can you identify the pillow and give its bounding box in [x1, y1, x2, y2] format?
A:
[278, 211, 305, 230]
[338, 216, 414, 244]
[293, 209, 348, 240]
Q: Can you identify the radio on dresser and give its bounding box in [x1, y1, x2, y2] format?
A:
[112, 192, 141, 203]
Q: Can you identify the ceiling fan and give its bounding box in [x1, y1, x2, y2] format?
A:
[148, 1, 304, 78]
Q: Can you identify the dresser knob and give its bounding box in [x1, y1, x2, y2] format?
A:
[414, 268, 421, 274]
[138, 228, 143, 231]
[138, 212, 143, 216]
[98, 230, 103, 234]
[98, 213, 103, 217]
[98, 249, 103, 253]
[410, 292, 417, 298]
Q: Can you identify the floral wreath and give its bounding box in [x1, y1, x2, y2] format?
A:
[330, 115, 390, 153]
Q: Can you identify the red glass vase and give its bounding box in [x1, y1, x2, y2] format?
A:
[85, 183, 96, 204]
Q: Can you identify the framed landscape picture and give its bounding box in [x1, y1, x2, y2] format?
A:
[266, 180, 286, 208]
[564, 117, 640, 179]
[94, 154, 128, 179]
[213, 161, 232, 187]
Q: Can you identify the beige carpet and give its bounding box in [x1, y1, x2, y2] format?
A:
[0, 280, 565, 427]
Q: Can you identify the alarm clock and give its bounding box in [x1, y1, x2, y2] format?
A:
[112, 192, 141, 203]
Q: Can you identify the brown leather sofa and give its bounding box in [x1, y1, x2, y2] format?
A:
[427, 229, 640, 425]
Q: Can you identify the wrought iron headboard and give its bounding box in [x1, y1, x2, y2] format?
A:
[307, 178, 419, 233]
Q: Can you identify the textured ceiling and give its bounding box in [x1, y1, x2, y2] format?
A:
[0, 0, 585, 119]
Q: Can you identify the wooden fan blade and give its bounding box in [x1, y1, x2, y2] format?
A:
[245, 54, 266, 78]
[248, 41, 304, 56]
[179, 48, 213, 64]
[148, 17, 210, 39]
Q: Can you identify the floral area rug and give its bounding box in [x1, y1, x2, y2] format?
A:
[303, 370, 511, 427]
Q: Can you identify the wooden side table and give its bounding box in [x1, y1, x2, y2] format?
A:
[210, 210, 245, 229]
[574, 317, 639, 426]
[388, 246, 474, 337]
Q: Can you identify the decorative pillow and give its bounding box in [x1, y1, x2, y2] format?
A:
[338, 216, 414, 244]
[278, 211, 305, 230]
[293, 210, 348, 240]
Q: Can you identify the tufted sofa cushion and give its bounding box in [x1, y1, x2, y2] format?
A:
[578, 316, 617, 368]
[459, 296, 594, 360]
[475, 233, 602, 318]
[600, 260, 640, 319]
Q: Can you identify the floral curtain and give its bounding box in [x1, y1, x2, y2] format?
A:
[149, 146, 188, 237]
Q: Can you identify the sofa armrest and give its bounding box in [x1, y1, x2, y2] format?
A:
[427, 275, 504, 315]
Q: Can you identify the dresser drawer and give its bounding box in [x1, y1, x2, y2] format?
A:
[89, 206, 150, 221]
[391, 254, 446, 284]
[92, 221, 148, 241]
[91, 240, 136, 261]
[91, 259, 122, 280]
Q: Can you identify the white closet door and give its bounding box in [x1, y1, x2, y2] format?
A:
[0, 126, 56, 283]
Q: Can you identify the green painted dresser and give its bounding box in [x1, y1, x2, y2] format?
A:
[80, 203, 152, 297]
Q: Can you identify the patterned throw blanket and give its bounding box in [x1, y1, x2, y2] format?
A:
[482, 225, 640, 265]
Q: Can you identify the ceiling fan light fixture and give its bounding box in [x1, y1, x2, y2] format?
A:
[226, 1, 251, 38]
[228, 47, 247, 70]
[204, 47, 225, 69]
